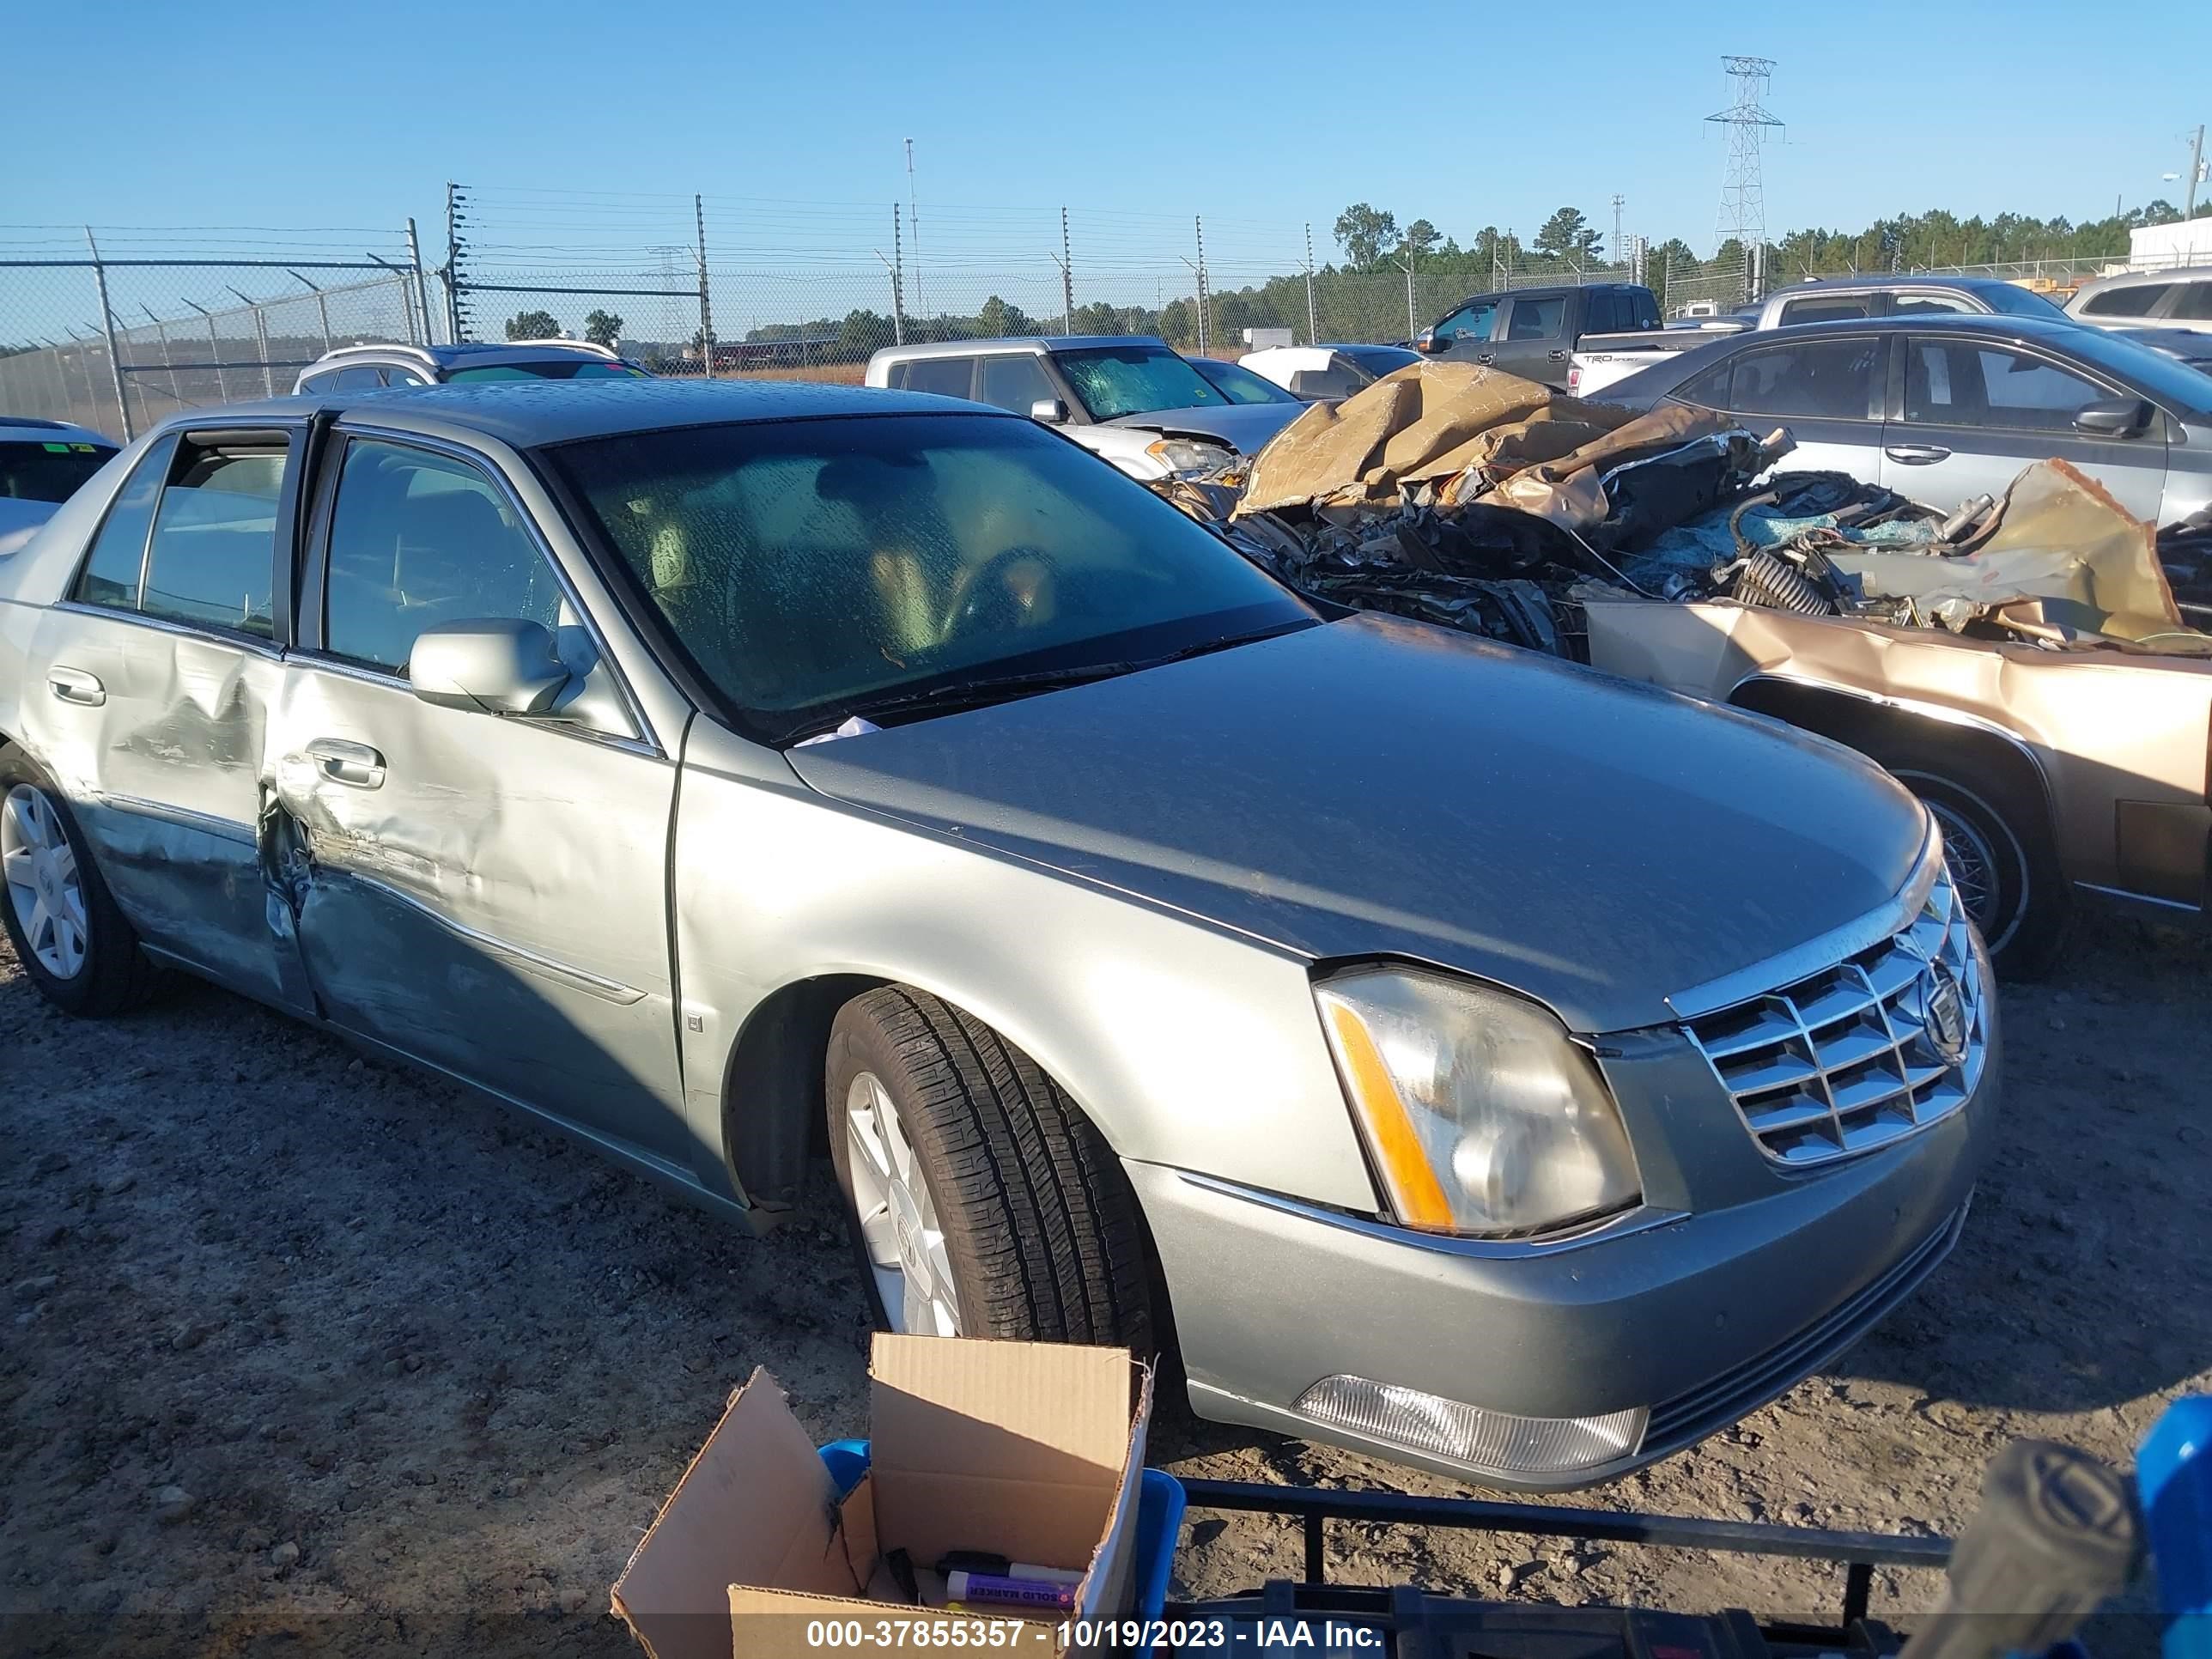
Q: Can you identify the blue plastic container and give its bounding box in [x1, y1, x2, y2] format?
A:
[818, 1438, 1185, 1651]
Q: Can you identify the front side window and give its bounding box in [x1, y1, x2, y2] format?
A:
[975, 353, 1054, 413]
[138, 441, 286, 637]
[2081, 284, 2168, 319]
[1905, 343, 2109, 432]
[322, 439, 562, 672]
[550, 413, 1313, 741]
[1504, 295, 1566, 340]
[1892, 293, 1977, 316]
[1050, 345, 1228, 419]
[1724, 337, 1882, 421]
[1, 438, 117, 505]
[1432, 299, 1498, 346]
[72, 434, 179, 608]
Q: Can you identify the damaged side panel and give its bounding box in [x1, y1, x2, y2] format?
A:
[264, 660, 695, 1170]
[1581, 598, 2212, 907]
[18, 605, 314, 1011]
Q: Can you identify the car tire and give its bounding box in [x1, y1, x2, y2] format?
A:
[826, 986, 1154, 1352]
[1874, 744, 2069, 979]
[0, 744, 166, 1017]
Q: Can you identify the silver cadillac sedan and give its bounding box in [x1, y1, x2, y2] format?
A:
[0, 381, 1995, 1488]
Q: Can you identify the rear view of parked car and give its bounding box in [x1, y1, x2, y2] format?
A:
[0, 418, 119, 557]
[0, 380, 1991, 1493]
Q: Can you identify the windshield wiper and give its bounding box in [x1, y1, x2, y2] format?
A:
[775, 617, 1319, 747]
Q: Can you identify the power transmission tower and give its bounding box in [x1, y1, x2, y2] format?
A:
[1705, 57, 1783, 301]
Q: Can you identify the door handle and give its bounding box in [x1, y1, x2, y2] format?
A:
[1548, 349, 1567, 361]
[306, 738, 386, 790]
[1884, 444, 1952, 465]
[47, 666, 105, 707]
[1475, 353, 1495, 365]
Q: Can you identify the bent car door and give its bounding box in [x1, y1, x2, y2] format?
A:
[266, 430, 690, 1164]
[1881, 334, 2169, 519]
[20, 422, 313, 1009]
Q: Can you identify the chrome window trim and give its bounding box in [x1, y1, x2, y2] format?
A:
[322, 422, 662, 754]
[1170, 1170, 1680, 1260]
[337, 870, 647, 1006]
[50, 598, 284, 662]
[1666, 817, 1943, 1022]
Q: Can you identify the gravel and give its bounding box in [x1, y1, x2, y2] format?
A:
[3, 913, 2207, 1656]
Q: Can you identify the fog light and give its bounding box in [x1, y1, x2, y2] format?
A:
[1293, 1374, 1646, 1477]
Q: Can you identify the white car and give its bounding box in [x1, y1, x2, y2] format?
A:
[1237, 344, 1421, 400]
[0, 419, 119, 559]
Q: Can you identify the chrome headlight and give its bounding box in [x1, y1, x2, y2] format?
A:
[1315, 969, 1640, 1237]
[1145, 436, 1235, 476]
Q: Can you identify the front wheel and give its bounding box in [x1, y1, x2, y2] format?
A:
[825, 987, 1154, 1351]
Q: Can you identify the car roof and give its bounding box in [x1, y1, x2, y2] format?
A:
[0, 417, 116, 447]
[2072, 266, 2212, 293]
[138, 379, 1001, 449]
[872, 335, 1164, 361]
[1763, 274, 2029, 298]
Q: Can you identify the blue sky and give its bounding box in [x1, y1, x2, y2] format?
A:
[9, 0, 2209, 286]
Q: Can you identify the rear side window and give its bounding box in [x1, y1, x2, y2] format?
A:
[902, 357, 977, 398]
[331, 366, 386, 389]
[2081, 284, 2169, 318]
[2172, 283, 2212, 322]
[1777, 295, 1872, 324]
[73, 434, 179, 608]
[1892, 293, 1977, 315]
[1718, 337, 1882, 421]
[1505, 295, 1566, 340]
[139, 442, 285, 637]
[1585, 292, 1620, 335]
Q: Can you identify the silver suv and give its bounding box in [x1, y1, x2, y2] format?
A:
[0, 380, 1992, 1490]
[293, 339, 648, 392]
[866, 336, 1304, 480]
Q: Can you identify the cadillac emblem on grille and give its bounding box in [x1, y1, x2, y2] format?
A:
[1922, 963, 1968, 1066]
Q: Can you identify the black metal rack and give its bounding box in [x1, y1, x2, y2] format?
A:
[1172, 1477, 1955, 1629]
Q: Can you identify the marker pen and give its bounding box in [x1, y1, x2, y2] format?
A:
[942, 1571, 1078, 1611]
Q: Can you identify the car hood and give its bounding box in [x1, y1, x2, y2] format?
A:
[785, 614, 1928, 1033]
[1098, 400, 1305, 453]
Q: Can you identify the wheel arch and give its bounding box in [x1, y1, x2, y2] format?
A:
[1727, 673, 2060, 839]
[719, 971, 887, 1216]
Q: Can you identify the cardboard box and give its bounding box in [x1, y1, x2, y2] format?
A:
[612, 1335, 1153, 1659]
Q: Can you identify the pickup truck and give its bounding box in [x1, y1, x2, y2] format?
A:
[1413, 283, 1662, 390]
[1571, 275, 2069, 399]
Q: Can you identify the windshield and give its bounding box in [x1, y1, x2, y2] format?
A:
[1190, 356, 1300, 405]
[0, 439, 118, 503]
[444, 358, 647, 383]
[2055, 325, 2212, 420]
[1050, 344, 1231, 420]
[550, 413, 1314, 742]
[1980, 284, 2064, 318]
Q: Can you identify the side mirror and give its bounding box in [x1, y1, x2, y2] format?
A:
[1029, 397, 1070, 423]
[1414, 329, 1443, 355]
[410, 619, 568, 716]
[2073, 397, 2153, 437]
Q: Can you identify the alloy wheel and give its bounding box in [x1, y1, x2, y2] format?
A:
[843, 1071, 963, 1336]
[2, 785, 88, 981]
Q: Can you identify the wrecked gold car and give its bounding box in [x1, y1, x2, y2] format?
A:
[1202, 362, 2212, 973]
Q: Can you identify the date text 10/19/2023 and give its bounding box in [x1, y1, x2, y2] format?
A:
[800, 1617, 1384, 1649]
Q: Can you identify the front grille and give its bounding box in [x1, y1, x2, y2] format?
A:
[1644, 1200, 1969, 1450]
[1682, 866, 1988, 1167]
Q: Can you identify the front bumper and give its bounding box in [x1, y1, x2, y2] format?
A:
[1128, 1068, 1990, 1490]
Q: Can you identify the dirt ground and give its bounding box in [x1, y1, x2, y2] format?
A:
[3, 912, 2207, 1657]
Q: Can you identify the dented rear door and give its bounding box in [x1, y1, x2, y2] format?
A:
[21, 423, 314, 1011]
[266, 430, 690, 1164]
